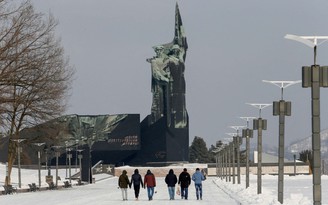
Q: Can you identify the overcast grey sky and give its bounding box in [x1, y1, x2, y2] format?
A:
[31, 0, 328, 148]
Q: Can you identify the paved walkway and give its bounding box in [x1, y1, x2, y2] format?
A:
[0, 176, 239, 205]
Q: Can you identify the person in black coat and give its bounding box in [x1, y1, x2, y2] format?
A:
[130, 169, 144, 200]
[178, 168, 191, 200]
[165, 169, 178, 200]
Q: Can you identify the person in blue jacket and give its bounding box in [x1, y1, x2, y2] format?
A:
[191, 168, 206, 200]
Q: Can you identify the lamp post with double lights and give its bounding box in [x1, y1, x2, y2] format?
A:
[11, 139, 26, 188]
[33, 143, 45, 188]
[229, 125, 245, 184]
[240, 116, 255, 188]
[285, 34, 328, 205]
[248, 103, 271, 194]
[263, 80, 300, 204]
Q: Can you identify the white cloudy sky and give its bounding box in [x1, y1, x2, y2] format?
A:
[29, 0, 328, 148]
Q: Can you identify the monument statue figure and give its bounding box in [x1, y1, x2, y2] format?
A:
[147, 3, 188, 128]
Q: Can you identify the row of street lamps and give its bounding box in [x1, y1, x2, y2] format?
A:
[10, 140, 84, 189]
[213, 34, 328, 205]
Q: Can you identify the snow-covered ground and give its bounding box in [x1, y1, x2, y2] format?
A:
[0, 163, 327, 205]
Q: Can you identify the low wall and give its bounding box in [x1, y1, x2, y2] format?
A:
[114, 163, 309, 177]
[207, 163, 310, 176]
[114, 163, 208, 177]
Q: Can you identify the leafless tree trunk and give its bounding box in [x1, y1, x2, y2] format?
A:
[0, 0, 74, 185]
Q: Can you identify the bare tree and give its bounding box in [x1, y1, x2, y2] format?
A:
[0, 0, 74, 185]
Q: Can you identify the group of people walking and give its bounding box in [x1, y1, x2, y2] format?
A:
[118, 167, 206, 201]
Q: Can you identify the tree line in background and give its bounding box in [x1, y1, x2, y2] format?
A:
[0, 0, 74, 185]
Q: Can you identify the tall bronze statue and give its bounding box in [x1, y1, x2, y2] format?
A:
[147, 3, 188, 128]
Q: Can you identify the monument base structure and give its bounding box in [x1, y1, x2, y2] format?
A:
[138, 115, 189, 165]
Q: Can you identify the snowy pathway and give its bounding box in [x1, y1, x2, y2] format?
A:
[0, 176, 239, 205]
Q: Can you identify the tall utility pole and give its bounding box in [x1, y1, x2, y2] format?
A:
[263, 80, 300, 204]
[248, 103, 271, 194]
[229, 126, 245, 184]
[240, 117, 255, 188]
[285, 34, 328, 205]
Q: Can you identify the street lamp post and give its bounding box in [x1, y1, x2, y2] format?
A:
[240, 117, 256, 188]
[227, 143, 231, 182]
[212, 148, 221, 177]
[44, 148, 48, 171]
[248, 103, 271, 194]
[219, 148, 224, 180]
[263, 80, 300, 204]
[11, 139, 26, 188]
[215, 152, 219, 177]
[226, 133, 237, 184]
[75, 139, 79, 172]
[229, 126, 245, 184]
[231, 141, 235, 184]
[65, 142, 68, 178]
[64, 141, 73, 184]
[223, 147, 227, 180]
[67, 148, 72, 184]
[52, 146, 62, 187]
[285, 34, 328, 205]
[33, 143, 45, 188]
[224, 146, 228, 182]
[77, 149, 83, 182]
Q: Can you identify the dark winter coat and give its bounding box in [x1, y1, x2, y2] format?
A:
[131, 169, 144, 188]
[118, 170, 130, 188]
[178, 170, 191, 188]
[165, 169, 178, 187]
[144, 170, 156, 188]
